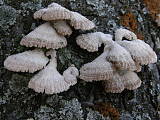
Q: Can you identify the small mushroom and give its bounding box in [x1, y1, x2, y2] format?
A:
[69, 11, 95, 30]
[51, 21, 72, 36]
[47, 2, 62, 8]
[121, 71, 141, 90]
[104, 71, 141, 93]
[105, 42, 136, 71]
[34, 2, 71, 21]
[156, 14, 160, 26]
[135, 40, 157, 63]
[116, 39, 157, 65]
[76, 32, 113, 52]
[20, 22, 67, 49]
[28, 50, 71, 94]
[4, 49, 49, 73]
[80, 51, 115, 82]
[115, 28, 137, 41]
[33, 8, 48, 19]
[104, 72, 124, 93]
[63, 64, 79, 86]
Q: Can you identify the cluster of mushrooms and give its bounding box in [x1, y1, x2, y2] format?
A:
[4, 2, 157, 94]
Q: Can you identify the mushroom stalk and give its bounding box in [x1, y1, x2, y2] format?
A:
[28, 50, 70, 94]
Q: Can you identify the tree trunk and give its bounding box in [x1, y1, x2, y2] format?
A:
[0, 0, 160, 120]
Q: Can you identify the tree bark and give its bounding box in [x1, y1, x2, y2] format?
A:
[0, 0, 160, 119]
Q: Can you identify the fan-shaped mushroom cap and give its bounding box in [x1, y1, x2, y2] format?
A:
[20, 22, 67, 49]
[76, 32, 103, 52]
[80, 51, 115, 82]
[156, 14, 160, 26]
[105, 42, 136, 71]
[34, 2, 71, 21]
[115, 28, 137, 41]
[117, 39, 157, 65]
[52, 21, 72, 36]
[63, 64, 79, 86]
[4, 49, 49, 73]
[135, 40, 157, 63]
[76, 32, 113, 52]
[99, 33, 113, 45]
[104, 72, 124, 93]
[121, 71, 141, 90]
[47, 2, 62, 8]
[33, 8, 48, 19]
[28, 50, 70, 94]
[70, 11, 95, 30]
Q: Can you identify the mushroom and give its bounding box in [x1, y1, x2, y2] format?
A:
[69, 11, 95, 30]
[33, 8, 48, 19]
[20, 22, 67, 49]
[76, 32, 113, 52]
[34, 2, 95, 31]
[135, 40, 157, 63]
[4, 49, 49, 73]
[156, 14, 160, 26]
[80, 50, 115, 82]
[28, 50, 78, 94]
[104, 72, 124, 93]
[116, 39, 157, 65]
[104, 71, 141, 93]
[34, 2, 71, 21]
[115, 28, 137, 41]
[51, 21, 72, 36]
[120, 71, 142, 90]
[63, 64, 79, 86]
[47, 2, 63, 8]
[105, 42, 136, 71]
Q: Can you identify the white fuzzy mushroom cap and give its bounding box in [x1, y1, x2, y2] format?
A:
[4, 49, 49, 73]
[47, 2, 62, 8]
[117, 39, 157, 65]
[28, 50, 70, 94]
[120, 71, 141, 90]
[104, 72, 125, 93]
[98, 33, 113, 45]
[80, 51, 115, 82]
[105, 42, 136, 71]
[63, 64, 79, 86]
[34, 2, 71, 21]
[76, 32, 103, 52]
[104, 71, 141, 93]
[34, 2, 95, 31]
[52, 21, 72, 36]
[115, 28, 137, 41]
[20, 22, 67, 49]
[33, 8, 48, 19]
[70, 11, 95, 30]
[76, 32, 113, 52]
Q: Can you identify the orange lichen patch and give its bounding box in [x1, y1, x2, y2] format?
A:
[120, 12, 144, 40]
[120, 13, 138, 31]
[93, 102, 120, 120]
[143, 0, 160, 20]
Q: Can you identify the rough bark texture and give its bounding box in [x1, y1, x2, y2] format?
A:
[0, 0, 160, 120]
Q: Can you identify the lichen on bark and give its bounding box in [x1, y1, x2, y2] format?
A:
[0, 0, 160, 120]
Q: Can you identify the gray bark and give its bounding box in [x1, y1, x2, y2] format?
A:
[0, 0, 160, 120]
